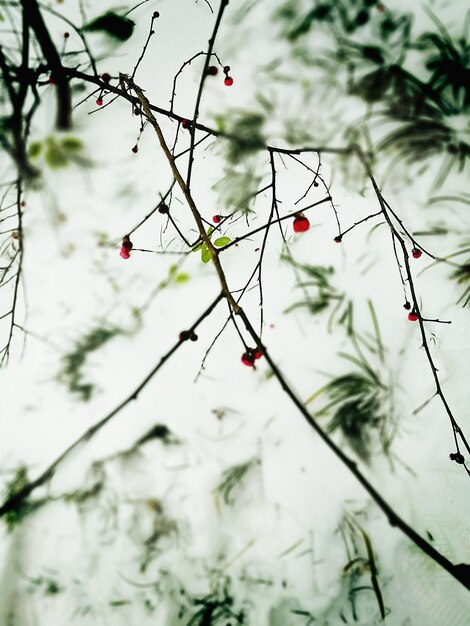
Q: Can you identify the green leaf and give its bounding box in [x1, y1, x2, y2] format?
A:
[201, 246, 212, 263]
[175, 273, 190, 283]
[28, 141, 42, 158]
[83, 11, 135, 41]
[61, 136, 84, 152]
[45, 144, 68, 169]
[213, 236, 231, 247]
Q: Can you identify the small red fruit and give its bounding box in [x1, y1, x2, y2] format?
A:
[224, 77, 234, 86]
[408, 310, 419, 321]
[212, 215, 222, 224]
[207, 65, 218, 76]
[334, 235, 342, 243]
[181, 118, 191, 129]
[293, 215, 310, 233]
[241, 351, 255, 367]
[412, 248, 422, 259]
[96, 98, 103, 106]
[101, 73, 111, 82]
[254, 349, 262, 360]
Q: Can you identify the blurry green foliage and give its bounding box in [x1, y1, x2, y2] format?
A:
[1, 466, 42, 531]
[83, 11, 135, 41]
[273, 1, 470, 187]
[215, 457, 259, 505]
[212, 167, 262, 214]
[451, 259, 470, 307]
[59, 326, 123, 401]
[28, 135, 87, 170]
[282, 256, 341, 316]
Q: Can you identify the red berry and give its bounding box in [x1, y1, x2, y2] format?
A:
[293, 215, 310, 233]
[132, 145, 138, 153]
[181, 118, 190, 129]
[412, 248, 422, 259]
[120, 247, 131, 259]
[207, 66, 218, 76]
[224, 77, 234, 87]
[254, 349, 262, 360]
[408, 311, 419, 321]
[101, 73, 111, 82]
[334, 235, 342, 243]
[241, 351, 255, 367]
[212, 215, 222, 224]
[96, 98, 103, 106]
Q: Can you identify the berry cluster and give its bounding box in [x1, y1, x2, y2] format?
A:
[241, 347, 262, 367]
[120, 235, 133, 259]
[206, 64, 234, 86]
[223, 65, 233, 87]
